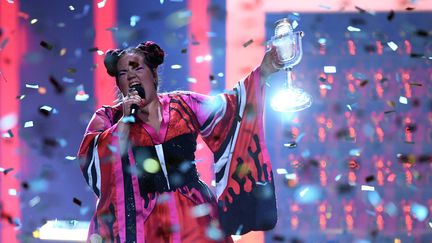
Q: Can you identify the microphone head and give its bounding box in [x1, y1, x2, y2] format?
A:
[130, 84, 146, 99]
[274, 18, 293, 36]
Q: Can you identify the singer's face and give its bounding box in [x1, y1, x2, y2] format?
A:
[116, 53, 157, 100]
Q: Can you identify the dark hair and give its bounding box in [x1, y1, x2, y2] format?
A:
[103, 41, 165, 79]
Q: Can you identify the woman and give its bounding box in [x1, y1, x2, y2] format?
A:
[78, 41, 280, 242]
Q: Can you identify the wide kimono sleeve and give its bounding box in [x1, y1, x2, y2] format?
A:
[77, 106, 121, 198]
[182, 67, 277, 235]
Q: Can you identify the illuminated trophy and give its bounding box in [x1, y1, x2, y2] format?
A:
[269, 18, 312, 112]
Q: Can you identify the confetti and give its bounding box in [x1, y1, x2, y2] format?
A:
[384, 202, 398, 216]
[319, 84, 332, 90]
[130, 15, 140, 27]
[29, 196, 41, 207]
[283, 142, 297, 148]
[418, 155, 432, 163]
[26, 84, 39, 89]
[337, 183, 354, 194]
[415, 30, 429, 37]
[399, 96, 408, 104]
[359, 80, 369, 87]
[68, 5, 75, 11]
[30, 19, 38, 24]
[349, 148, 362, 156]
[97, 0, 107, 8]
[8, 188, 17, 196]
[0, 167, 14, 175]
[387, 41, 398, 51]
[1, 129, 14, 138]
[243, 39, 253, 48]
[59, 48, 67, 56]
[75, 85, 90, 101]
[295, 185, 321, 204]
[21, 182, 29, 190]
[387, 10, 395, 21]
[171, 64, 182, 69]
[40, 40, 53, 50]
[276, 168, 288, 174]
[181, 48, 187, 54]
[367, 191, 381, 206]
[365, 175, 375, 183]
[410, 203, 428, 221]
[39, 105, 54, 116]
[187, 77, 197, 83]
[24, 121, 34, 128]
[49, 75, 64, 93]
[65, 156, 76, 160]
[354, 6, 366, 13]
[206, 221, 224, 241]
[323, 66, 336, 73]
[143, 158, 160, 173]
[361, 185, 375, 191]
[384, 110, 396, 114]
[73, 197, 82, 206]
[408, 83, 422, 86]
[121, 116, 135, 123]
[347, 26, 361, 32]
[190, 203, 211, 217]
[410, 53, 425, 58]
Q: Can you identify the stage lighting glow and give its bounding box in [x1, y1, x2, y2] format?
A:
[271, 88, 312, 112]
[33, 220, 89, 242]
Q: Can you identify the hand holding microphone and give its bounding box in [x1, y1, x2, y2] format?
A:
[122, 84, 146, 122]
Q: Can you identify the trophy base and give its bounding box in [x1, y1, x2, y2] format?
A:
[271, 88, 312, 112]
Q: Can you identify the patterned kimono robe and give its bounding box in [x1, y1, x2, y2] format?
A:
[77, 68, 277, 242]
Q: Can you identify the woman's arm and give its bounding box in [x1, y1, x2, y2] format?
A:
[258, 46, 282, 86]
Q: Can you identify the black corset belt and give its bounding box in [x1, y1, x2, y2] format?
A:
[131, 133, 200, 194]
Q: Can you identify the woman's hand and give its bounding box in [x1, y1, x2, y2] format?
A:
[259, 46, 283, 81]
[121, 90, 145, 117]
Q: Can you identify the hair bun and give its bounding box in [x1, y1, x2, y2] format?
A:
[136, 41, 165, 68]
[104, 49, 123, 77]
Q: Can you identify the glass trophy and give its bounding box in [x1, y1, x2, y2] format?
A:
[269, 18, 312, 112]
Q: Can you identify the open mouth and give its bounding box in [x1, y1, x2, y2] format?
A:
[129, 82, 141, 88]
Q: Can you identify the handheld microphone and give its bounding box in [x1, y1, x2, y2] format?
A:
[129, 84, 146, 119]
